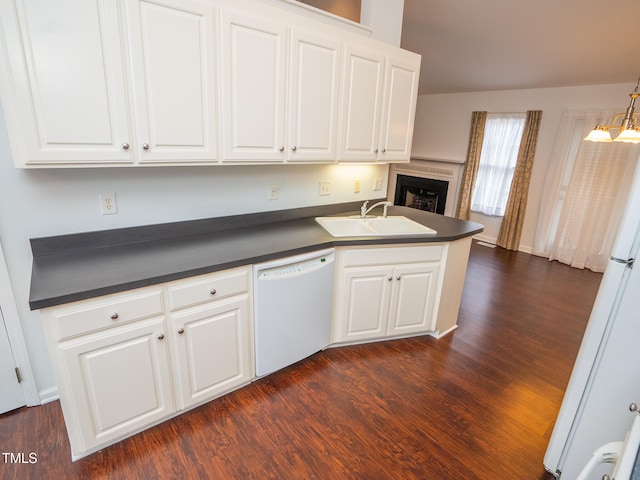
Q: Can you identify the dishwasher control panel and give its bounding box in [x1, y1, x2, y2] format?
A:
[257, 251, 335, 280]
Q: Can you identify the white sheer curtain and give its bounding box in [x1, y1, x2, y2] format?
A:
[471, 113, 526, 216]
[533, 110, 640, 272]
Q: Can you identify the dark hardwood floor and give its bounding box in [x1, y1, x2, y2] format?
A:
[0, 241, 603, 479]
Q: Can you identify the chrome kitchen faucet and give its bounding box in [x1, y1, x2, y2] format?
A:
[360, 200, 393, 218]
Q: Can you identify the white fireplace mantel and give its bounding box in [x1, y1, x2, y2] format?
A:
[387, 158, 465, 217]
[410, 155, 465, 165]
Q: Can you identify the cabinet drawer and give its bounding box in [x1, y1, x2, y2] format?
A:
[53, 290, 164, 340]
[340, 244, 443, 267]
[168, 267, 249, 311]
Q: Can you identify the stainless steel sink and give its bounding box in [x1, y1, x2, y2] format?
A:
[315, 216, 437, 237]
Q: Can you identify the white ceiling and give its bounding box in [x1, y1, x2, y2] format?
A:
[400, 0, 640, 95]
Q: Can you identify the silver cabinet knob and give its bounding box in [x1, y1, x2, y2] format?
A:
[210, 288, 217, 295]
[157, 333, 165, 340]
[387, 276, 392, 282]
[396, 275, 401, 280]
[110, 312, 119, 320]
[291, 146, 297, 152]
[142, 143, 150, 150]
[279, 146, 284, 152]
[177, 328, 184, 334]
[630, 403, 639, 413]
[374, 148, 379, 153]
[382, 148, 386, 153]
[122, 143, 130, 150]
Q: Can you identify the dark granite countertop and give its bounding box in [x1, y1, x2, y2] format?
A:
[29, 201, 483, 310]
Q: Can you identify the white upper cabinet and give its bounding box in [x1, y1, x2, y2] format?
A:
[378, 50, 421, 162]
[221, 16, 341, 163]
[339, 44, 420, 163]
[0, 0, 131, 165]
[0, 0, 220, 166]
[287, 29, 341, 163]
[221, 11, 287, 162]
[0, 0, 420, 167]
[339, 43, 385, 163]
[124, 0, 219, 162]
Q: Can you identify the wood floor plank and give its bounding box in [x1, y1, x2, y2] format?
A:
[0, 242, 602, 479]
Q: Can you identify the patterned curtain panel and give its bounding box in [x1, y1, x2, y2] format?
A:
[496, 110, 543, 250]
[455, 111, 487, 220]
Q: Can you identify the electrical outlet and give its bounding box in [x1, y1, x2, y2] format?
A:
[373, 178, 384, 191]
[319, 181, 331, 196]
[354, 179, 361, 193]
[268, 184, 279, 200]
[99, 193, 117, 215]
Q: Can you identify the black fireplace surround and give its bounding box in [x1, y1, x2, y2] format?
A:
[394, 174, 449, 215]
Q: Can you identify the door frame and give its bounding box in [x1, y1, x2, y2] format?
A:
[0, 240, 39, 406]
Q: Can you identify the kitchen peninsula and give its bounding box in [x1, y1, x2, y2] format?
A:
[29, 201, 482, 459]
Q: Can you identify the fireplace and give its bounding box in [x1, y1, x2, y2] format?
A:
[387, 158, 464, 217]
[394, 175, 448, 215]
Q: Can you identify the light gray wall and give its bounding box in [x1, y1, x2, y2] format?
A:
[360, 0, 405, 46]
[0, 106, 388, 399]
[411, 82, 639, 249]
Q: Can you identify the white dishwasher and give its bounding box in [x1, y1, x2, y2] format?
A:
[253, 248, 335, 377]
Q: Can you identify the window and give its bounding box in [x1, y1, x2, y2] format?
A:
[471, 113, 526, 216]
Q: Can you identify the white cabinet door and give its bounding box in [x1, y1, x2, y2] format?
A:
[60, 317, 173, 452]
[0, 0, 131, 165]
[337, 265, 393, 342]
[338, 44, 420, 164]
[338, 43, 385, 162]
[378, 52, 420, 163]
[387, 263, 440, 336]
[333, 246, 444, 344]
[125, 0, 219, 163]
[221, 11, 287, 162]
[287, 29, 341, 163]
[170, 296, 252, 410]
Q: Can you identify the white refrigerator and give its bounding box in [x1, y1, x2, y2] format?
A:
[544, 163, 640, 478]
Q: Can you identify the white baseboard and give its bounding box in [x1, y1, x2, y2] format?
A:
[429, 325, 458, 339]
[518, 244, 533, 254]
[473, 233, 497, 245]
[38, 386, 59, 405]
[472, 234, 533, 255]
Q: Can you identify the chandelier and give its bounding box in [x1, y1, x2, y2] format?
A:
[584, 77, 640, 143]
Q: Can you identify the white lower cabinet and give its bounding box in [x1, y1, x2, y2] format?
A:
[40, 266, 253, 459]
[39, 242, 459, 460]
[170, 297, 251, 410]
[332, 245, 445, 344]
[388, 262, 441, 336]
[339, 265, 393, 340]
[167, 267, 252, 410]
[59, 317, 174, 453]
